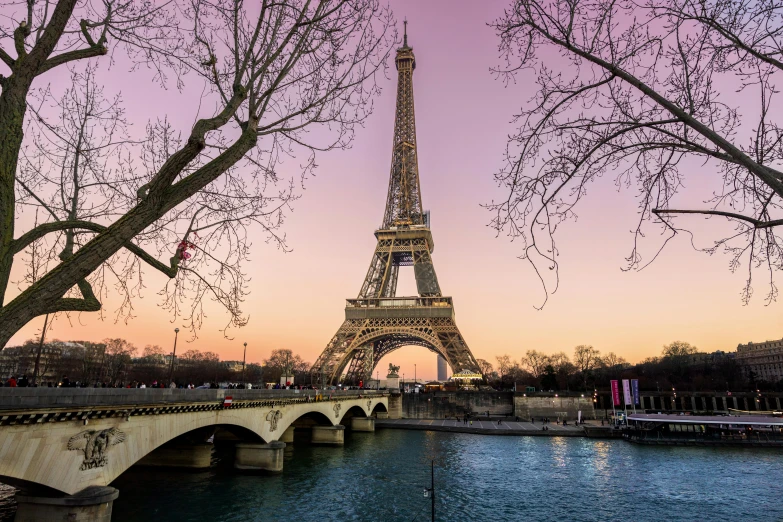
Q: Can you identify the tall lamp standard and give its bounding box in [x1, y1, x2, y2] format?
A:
[168, 328, 180, 384]
[241, 342, 247, 388]
[415, 364, 417, 386]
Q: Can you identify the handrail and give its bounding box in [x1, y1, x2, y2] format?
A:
[346, 297, 453, 308]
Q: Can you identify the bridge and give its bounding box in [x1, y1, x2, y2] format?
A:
[0, 388, 390, 521]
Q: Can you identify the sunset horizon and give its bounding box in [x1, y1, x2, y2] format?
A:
[5, 0, 780, 381]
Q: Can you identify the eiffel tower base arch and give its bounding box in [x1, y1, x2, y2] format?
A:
[311, 301, 480, 385]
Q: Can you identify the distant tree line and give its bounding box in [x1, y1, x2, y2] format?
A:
[478, 341, 767, 393]
[0, 339, 311, 388]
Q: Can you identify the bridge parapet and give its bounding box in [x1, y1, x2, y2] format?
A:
[0, 388, 384, 411]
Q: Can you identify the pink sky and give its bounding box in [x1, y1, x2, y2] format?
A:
[8, 0, 782, 380]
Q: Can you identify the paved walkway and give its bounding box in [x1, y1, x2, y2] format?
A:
[376, 418, 588, 437]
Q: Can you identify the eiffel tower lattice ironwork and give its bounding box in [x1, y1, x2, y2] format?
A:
[310, 23, 481, 386]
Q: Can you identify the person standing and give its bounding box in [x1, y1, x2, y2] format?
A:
[6, 376, 16, 387]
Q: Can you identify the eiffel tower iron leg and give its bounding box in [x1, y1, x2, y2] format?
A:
[310, 320, 361, 386]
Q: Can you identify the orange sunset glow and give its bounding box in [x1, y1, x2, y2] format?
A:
[6, 0, 781, 381]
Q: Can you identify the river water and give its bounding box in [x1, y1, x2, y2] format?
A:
[3, 430, 782, 521]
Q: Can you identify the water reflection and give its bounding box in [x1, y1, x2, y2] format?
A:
[1, 430, 781, 521]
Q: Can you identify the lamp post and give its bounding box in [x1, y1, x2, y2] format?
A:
[415, 364, 417, 386]
[168, 328, 180, 384]
[241, 342, 247, 388]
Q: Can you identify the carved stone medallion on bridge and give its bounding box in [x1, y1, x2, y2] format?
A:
[67, 427, 126, 471]
[266, 410, 283, 431]
[367, 399, 372, 411]
[333, 402, 342, 418]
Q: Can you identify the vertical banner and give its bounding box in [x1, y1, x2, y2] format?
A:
[622, 379, 632, 406]
[611, 380, 620, 406]
[631, 379, 640, 406]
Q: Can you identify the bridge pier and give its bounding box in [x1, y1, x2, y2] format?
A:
[350, 417, 375, 432]
[311, 425, 345, 445]
[14, 486, 118, 522]
[279, 426, 295, 443]
[387, 392, 402, 419]
[136, 442, 213, 469]
[234, 442, 286, 472]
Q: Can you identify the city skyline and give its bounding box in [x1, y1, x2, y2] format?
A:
[6, 0, 782, 380]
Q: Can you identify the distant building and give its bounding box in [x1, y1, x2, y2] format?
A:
[223, 361, 244, 373]
[437, 355, 448, 381]
[0, 342, 69, 382]
[736, 338, 783, 383]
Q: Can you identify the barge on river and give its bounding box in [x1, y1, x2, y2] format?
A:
[625, 414, 783, 447]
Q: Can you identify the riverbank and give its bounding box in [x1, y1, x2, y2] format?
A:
[376, 418, 589, 437]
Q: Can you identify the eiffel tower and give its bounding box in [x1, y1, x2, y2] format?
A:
[311, 23, 481, 386]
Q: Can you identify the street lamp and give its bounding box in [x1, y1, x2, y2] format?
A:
[415, 364, 417, 385]
[241, 342, 247, 388]
[168, 328, 180, 384]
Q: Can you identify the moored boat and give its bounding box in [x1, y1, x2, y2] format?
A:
[624, 413, 783, 447]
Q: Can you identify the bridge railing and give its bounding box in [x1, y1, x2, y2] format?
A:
[0, 388, 386, 411]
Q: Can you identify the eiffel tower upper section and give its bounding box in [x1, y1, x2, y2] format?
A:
[382, 22, 424, 229]
[356, 22, 443, 301]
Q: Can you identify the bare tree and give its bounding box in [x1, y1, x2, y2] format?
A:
[521, 349, 550, 378]
[0, 0, 395, 347]
[495, 354, 513, 381]
[573, 344, 600, 389]
[662, 340, 699, 357]
[264, 348, 309, 383]
[600, 352, 628, 369]
[103, 337, 136, 384]
[143, 344, 164, 358]
[489, 0, 783, 307]
[476, 358, 495, 378]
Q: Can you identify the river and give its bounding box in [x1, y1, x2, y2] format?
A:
[2, 430, 782, 521]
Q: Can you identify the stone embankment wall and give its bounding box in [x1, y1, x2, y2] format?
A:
[398, 392, 597, 420]
[514, 396, 596, 421]
[400, 391, 514, 419]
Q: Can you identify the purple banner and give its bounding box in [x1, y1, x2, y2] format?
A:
[631, 379, 640, 406]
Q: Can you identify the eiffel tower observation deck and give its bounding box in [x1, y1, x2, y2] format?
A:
[311, 22, 481, 386]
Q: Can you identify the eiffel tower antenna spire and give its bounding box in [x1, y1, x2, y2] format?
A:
[310, 30, 481, 387]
